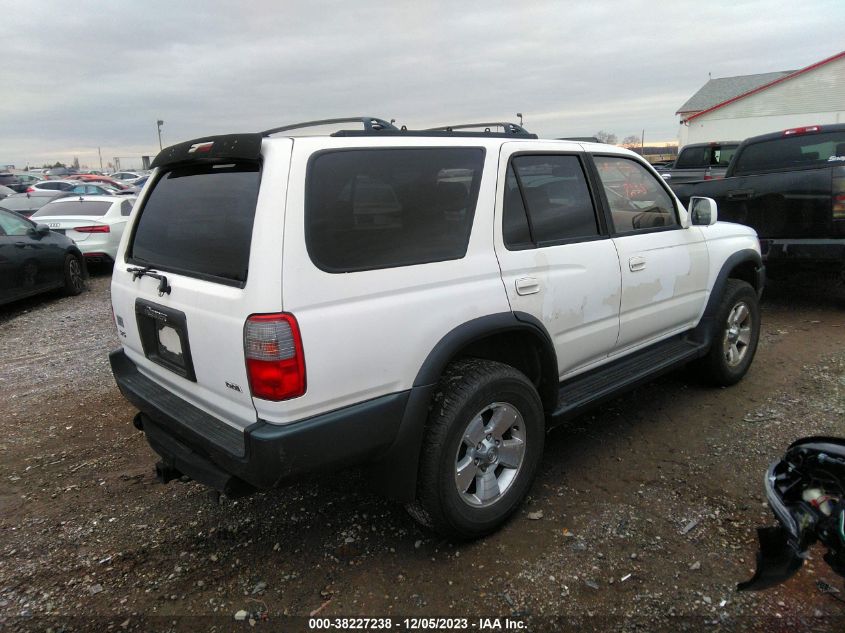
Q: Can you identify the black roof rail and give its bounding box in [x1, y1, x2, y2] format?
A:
[424, 122, 536, 138]
[261, 117, 398, 136]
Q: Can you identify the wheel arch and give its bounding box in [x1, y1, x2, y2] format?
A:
[364, 312, 558, 503]
[413, 312, 559, 412]
[691, 248, 764, 345]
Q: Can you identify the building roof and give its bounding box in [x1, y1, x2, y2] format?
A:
[676, 71, 793, 115]
[678, 50, 845, 123]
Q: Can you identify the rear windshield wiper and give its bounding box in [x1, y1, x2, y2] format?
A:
[127, 265, 172, 296]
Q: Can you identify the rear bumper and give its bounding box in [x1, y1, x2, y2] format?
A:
[760, 238, 845, 267]
[110, 349, 412, 493]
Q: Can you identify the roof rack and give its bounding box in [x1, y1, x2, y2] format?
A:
[262, 117, 398, 136]
[425, 122, 536, 138]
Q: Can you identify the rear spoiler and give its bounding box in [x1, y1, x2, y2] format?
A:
[151, 133, 262, 169]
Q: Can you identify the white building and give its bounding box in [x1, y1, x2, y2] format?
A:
[676, 50, 845, 148]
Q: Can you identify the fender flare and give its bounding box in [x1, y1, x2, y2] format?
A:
[413, 311, 558, 401]
[691, 248, 764, 344]
[367, 312, 558, 503]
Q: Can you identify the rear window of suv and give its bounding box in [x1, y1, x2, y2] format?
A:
[306, 148, 485, 272]
[128, 164, 260, 286]
[733, 131, 845, 175]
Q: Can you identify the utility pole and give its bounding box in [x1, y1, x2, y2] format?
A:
[157, 120, 164, 151]
[516, 112, 523, 127]
[98, 147, 103, 172]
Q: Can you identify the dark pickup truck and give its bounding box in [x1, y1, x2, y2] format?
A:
[657, 141, 740, 184]
[672, 124, 845, 275]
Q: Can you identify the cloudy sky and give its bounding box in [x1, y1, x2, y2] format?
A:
[2, 0, 843, 169]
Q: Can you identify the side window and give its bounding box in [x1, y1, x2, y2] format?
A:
[121, 200, 133, 216]
[674, 146, 707, 169]
[502, 165, 532, 249]
[503, 154, 599, 249]
[594, 156, 678, 233]
[0, 210, 32, 236]
[306, 148, 485, 272]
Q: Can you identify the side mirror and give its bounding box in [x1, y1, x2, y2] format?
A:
[689, 196, 718, 226]
[35, 223, 51, 236]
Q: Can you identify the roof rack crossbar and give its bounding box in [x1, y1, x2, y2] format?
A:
[261, 117, 398, 136]
[424, 121, 532, 136]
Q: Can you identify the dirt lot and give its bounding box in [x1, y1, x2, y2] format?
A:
[1, 272, 843, 632]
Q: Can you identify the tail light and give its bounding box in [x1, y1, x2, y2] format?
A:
[244, 313, 306, 401]
[74, 225, 110, 233]
[833, 167, 845, 220]
[26, 186, 34, 192]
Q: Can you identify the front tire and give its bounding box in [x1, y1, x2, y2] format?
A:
[408, 359, 544, 539]
[698, 279, 760, 386]
[62, 254, 85, 296]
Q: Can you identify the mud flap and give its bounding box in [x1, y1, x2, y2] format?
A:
[737, 526, 805, 591]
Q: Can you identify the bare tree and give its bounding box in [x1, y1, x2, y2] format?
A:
[622, 135, 641, 149]
[594, 131, 618, 145]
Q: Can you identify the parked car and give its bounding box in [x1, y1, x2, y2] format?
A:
[67, 183, 118, 196]
[0, 207, 86, 306]
[651, 160, 675, 170]
[0, 191, 73, 218]
[0, 185, 15, 199]
[31, 195, 136, 264]
[110, 171, 143, 181]
[28, 179, 81, 193]
[109, 117, 763, 539]
[71, 174, 130, 189]
[659, 141, 740, 184]
[43, 167, 72, 178]
[122, 175, 149, 194]
[671, 124, 845, 277]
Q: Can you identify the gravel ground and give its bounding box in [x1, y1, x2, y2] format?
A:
[0, 272, 843, 632]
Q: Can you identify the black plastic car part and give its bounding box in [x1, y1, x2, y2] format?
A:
[739, 437, 845, 591]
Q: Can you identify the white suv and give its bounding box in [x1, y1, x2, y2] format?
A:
[110, 118, 764, 539]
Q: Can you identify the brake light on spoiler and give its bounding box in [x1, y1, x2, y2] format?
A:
[244, 313, 306, 401]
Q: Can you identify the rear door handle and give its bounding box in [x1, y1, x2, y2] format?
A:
[727, 189, 754, 201]
[14, 242, 27, 248]
[515, 277, 540, 296]
[629, 256, 646, 272]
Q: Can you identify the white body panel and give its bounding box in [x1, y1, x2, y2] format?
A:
[492, 141, 622, 377]
[110, 139, 293, 431]
[261, 137, 511, 424]
[612, 227, 709, 352]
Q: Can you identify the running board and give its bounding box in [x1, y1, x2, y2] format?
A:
[550, 337, 707, 423]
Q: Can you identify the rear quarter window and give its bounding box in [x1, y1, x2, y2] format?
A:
[305, 148, 485, 272]
[128, 164, 260, 286]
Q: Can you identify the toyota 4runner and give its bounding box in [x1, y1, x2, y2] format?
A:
[110, 117, 765, 539]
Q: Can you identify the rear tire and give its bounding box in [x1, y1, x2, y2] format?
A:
[63, 254, 85, 296]
[697, 279, 760, 386]
[407, 359, 544, 540]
